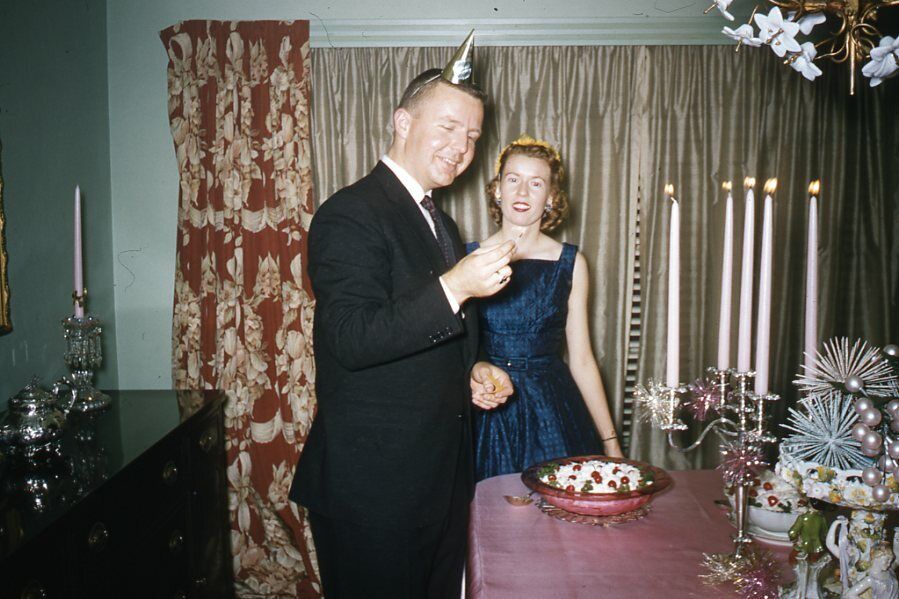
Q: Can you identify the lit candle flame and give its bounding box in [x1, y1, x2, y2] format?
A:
[743, 177, 756, 190]
[764, 178, 778, 194]
[664, 183, 675, 197]
[722, 181, 732, 192]
[808, 180, 820, 196]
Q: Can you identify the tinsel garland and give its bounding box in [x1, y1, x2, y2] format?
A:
[719, 441, 766, 486]
[700, 546, 782, 599]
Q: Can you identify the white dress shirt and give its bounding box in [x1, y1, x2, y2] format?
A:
[380, 155, 461, 314]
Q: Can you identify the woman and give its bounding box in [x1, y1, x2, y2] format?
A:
[467, 134, 623, 481]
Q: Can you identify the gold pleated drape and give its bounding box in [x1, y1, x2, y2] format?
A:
[309, 45, 899, 469]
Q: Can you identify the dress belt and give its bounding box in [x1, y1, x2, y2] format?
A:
[489, 354, 555, 371]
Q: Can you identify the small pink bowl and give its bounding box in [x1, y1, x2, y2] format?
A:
[521, 455, 673, 517]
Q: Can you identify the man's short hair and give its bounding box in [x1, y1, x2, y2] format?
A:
[397, 68, 488, 113]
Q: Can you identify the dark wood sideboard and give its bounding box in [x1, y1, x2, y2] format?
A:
[0, 390, 233, 598]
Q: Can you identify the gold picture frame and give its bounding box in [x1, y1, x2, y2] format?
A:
[0, 149, 10, 333]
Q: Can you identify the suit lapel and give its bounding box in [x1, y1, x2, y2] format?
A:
[372, 163, 448, 274]
[436, 202, 462, 265]
[372, 163, 479, 366]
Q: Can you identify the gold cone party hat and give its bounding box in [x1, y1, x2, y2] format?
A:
[441, 30, 475, 84]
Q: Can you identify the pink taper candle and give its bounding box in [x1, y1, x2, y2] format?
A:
[665, 184, 680, 388]
[717, 181, 734, 371]
[737, 178, 756, 372]
[74, 185, 84, 318]
[754, 178, 777, 395]
[803, 180, 820, 373]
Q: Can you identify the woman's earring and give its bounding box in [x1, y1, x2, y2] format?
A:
[544, 202, 552, 213]
[495, 197, 502, 206]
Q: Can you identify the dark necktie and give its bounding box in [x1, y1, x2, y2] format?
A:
[420, 195, 456, 267]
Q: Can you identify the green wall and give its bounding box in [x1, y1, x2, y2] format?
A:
[0, 0, 117, 401]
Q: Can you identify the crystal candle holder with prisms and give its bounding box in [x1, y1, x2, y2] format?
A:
[61, 314, 110, 412]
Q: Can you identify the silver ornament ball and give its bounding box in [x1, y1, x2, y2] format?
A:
[863, 467, 883, 486]
[884, 344, 899, 358]
[861, 408, 884, 428]
[853, 422, 872, 441]
[863, 430, 884, 451]
[856, 397, 874, 413]
[889, 442, 899, 460]
[846, 375, 865, 394]
[891, 419, 899, 434]
[888, 401, 899, 416]
[873, 484, 892, 503]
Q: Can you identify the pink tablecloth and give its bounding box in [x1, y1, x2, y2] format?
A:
[467, 469, 793, 598]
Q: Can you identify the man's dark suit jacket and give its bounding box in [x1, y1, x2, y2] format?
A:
[290, 162, 478, 528]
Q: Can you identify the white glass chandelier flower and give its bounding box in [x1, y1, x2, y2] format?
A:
[708, 1, 899, 93]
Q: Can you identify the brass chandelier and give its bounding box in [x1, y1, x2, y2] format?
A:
[709, 0, 899, 93]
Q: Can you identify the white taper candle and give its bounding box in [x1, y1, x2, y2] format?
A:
[737, 178, 756, 372]
[803, 180, 820, 373]
[717, 181, 734, 371]
[665, 184, 680, 388]
[755, 178, 777, 394]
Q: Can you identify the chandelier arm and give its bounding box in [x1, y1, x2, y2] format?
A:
[858, 1, 895, 24]
[767, 0, 802, 10]
[859, 2, 877, 21]
[817, 10, 851, 62]
[853, 22, 883, 39]
[816, 46, 849, 64]
[803, 1, 856, 11]
[813, 36, 838, 50]
[818, 38, 850, 62]
[833, 10, 849, 37]
[766, 0, 824, 9]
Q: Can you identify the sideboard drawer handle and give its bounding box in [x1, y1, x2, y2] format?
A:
[199, 429, 216, 453]
[162, 461, 179, 485]
[168, 529, 185, 555]
[20, 580, 47, 599]
[87, 521, 109, 552]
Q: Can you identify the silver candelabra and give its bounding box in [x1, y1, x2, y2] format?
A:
[638, 367, 780, 560]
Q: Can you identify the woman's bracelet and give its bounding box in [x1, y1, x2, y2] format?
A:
[601, 434, 618, 442]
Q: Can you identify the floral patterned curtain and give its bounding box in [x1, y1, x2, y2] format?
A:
[161, 20, 319, 597]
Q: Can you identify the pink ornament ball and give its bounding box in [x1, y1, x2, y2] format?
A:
[872, 484, 892, 503]
[853, 423, 871, 441]
[861, 408, 883, 428]
[863, 467, 883, 486]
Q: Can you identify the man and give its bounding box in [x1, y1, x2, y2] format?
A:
[290, 36, 516, 598]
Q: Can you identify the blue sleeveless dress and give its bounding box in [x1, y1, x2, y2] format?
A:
[466, 241, 603, 481]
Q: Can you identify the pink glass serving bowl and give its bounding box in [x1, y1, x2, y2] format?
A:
[521, 455, 673, 517]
